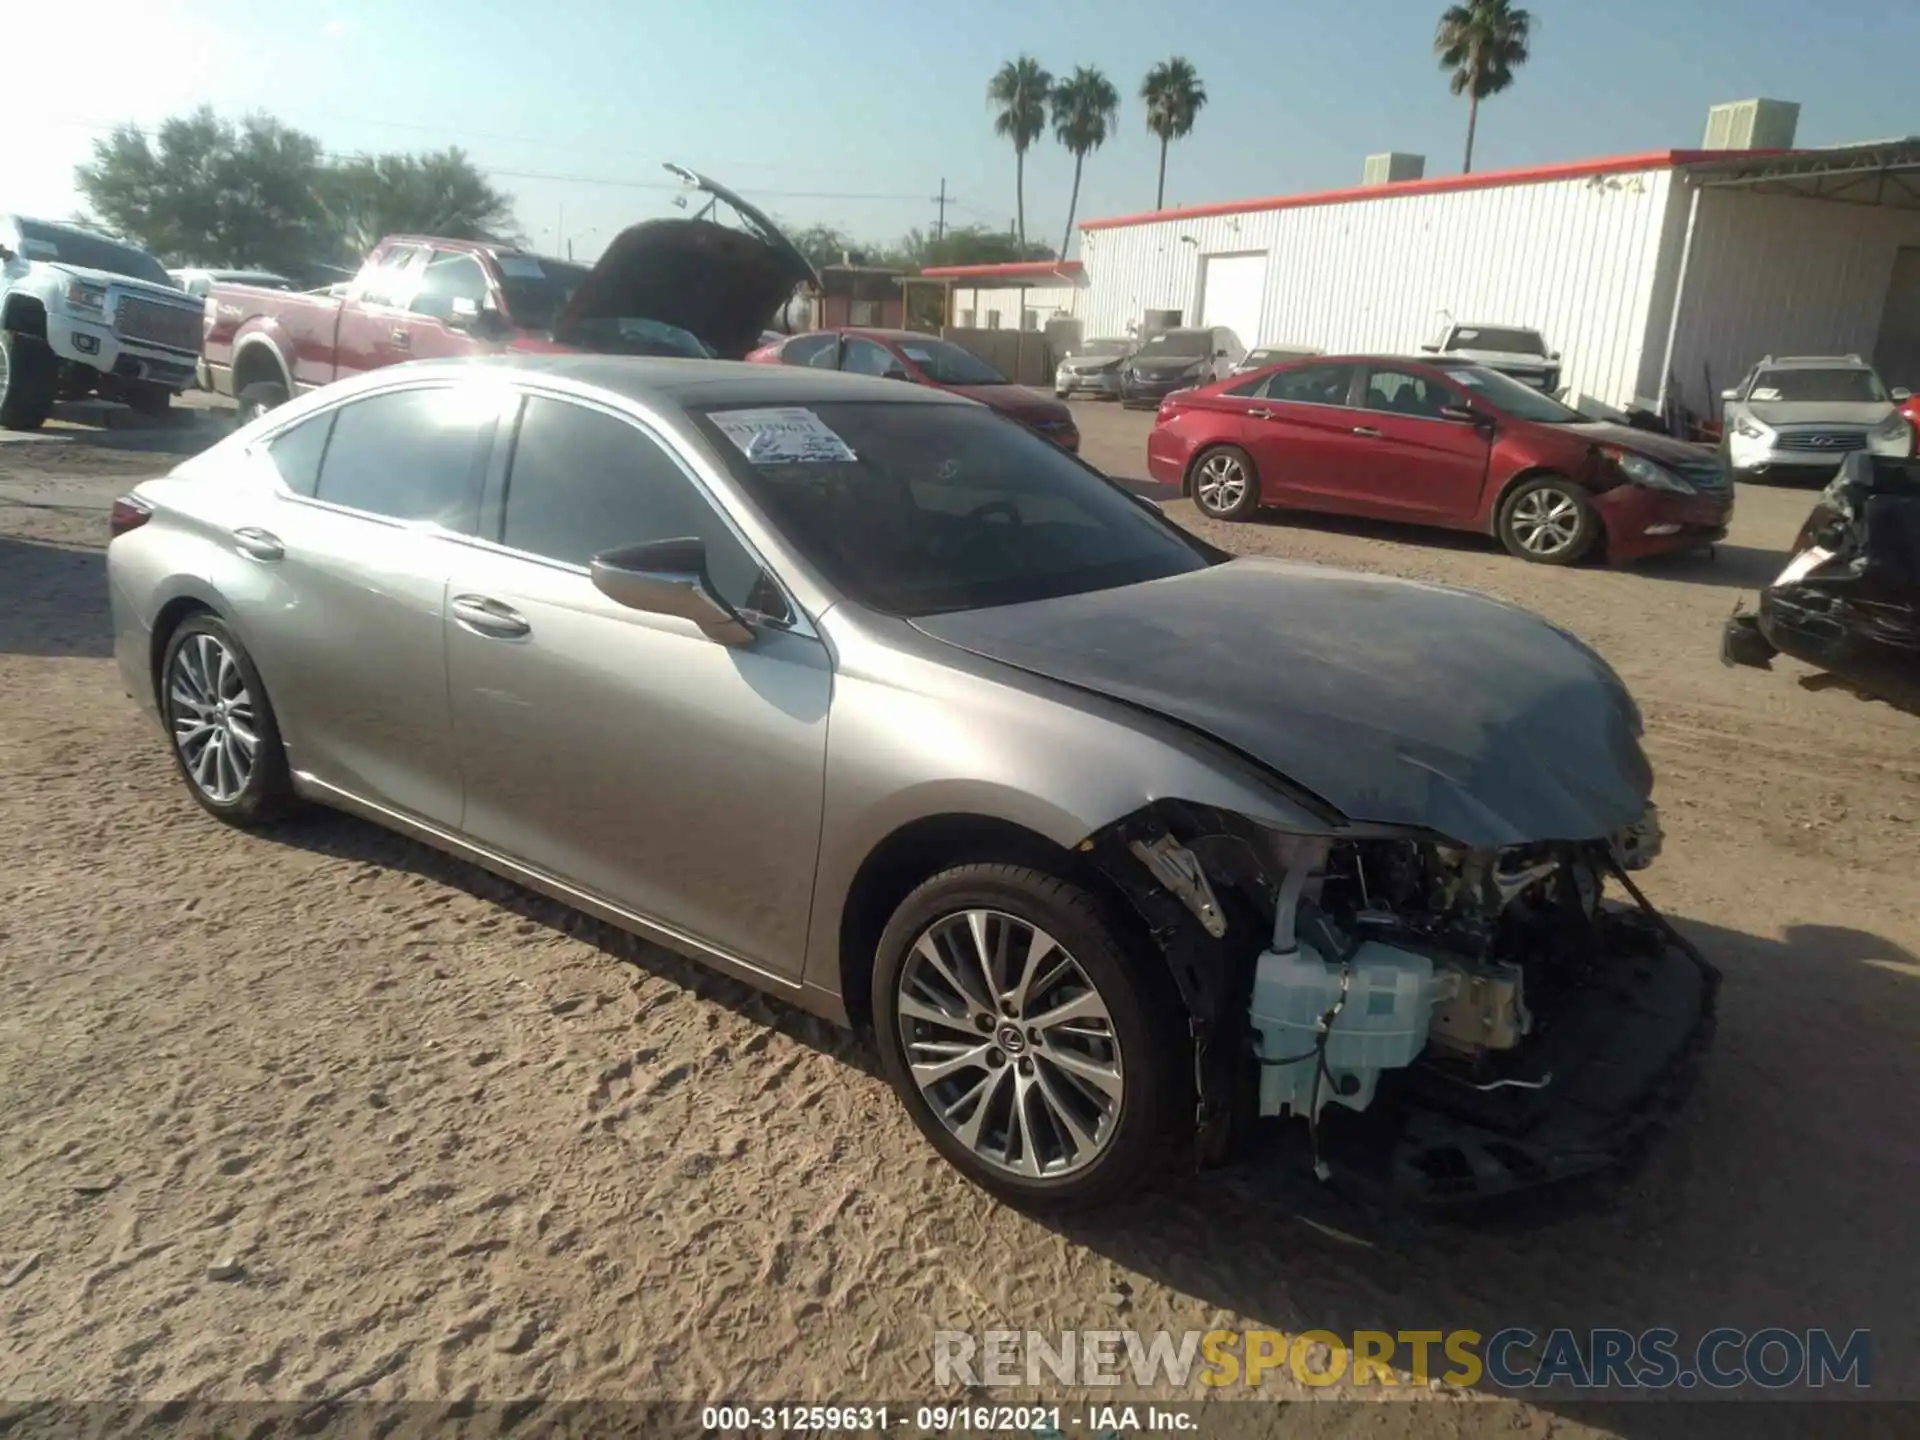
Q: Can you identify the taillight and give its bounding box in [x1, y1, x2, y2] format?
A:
[109, 495, 153, 538]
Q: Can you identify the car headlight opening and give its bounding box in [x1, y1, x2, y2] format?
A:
[1610, 450, 1695, 494]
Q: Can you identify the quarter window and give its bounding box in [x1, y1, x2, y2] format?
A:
[263, 411, 335, 497]
[499, 396, 783, 620]
[312, 386, 494, 530]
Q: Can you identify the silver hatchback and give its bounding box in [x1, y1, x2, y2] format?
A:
[107, 355, 1715, 1211]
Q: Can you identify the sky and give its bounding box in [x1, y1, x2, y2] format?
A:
[11, 0, 1919, 265]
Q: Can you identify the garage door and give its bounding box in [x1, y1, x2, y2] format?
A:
[1199, 252, 1268, 350]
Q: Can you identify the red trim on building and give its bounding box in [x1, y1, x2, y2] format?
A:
[1078, 149, 1796, 231]
[919, 260, 1087, 281]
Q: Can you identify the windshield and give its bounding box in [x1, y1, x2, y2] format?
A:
[1074, 338, 1131, 357]
[1137, 330, 1211, 359]
[1445, 326, 1545, 356]
[695, 401, 1211, 616]
[1439, 363, 1584, 422]
[897, 338, 1005, 385]
[495, 254, 589, 330]
[1749, 368, 1888, 404]
[14, 220, 172, 286]
[563, 315, 714, 358]
[1248, 347, 1314, 366]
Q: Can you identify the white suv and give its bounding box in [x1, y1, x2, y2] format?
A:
[1720, 354, 1913, 483]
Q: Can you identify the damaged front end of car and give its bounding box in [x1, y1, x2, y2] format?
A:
[1722, 454, 1920, 714]
[1079, 797, 1718, 1210]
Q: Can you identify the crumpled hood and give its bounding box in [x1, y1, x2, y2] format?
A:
[1746, 400, 1892, 428]
[552, 216, 813, 360]
[912, 557, 1653, 848]
[1564, 421, 1721, 468]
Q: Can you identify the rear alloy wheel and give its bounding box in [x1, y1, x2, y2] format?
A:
[1498, 475, 1599, 565]
[160, 614, 295, 827]
[873, 863, 1187, 1210]
[1189, 444, 1261, 521]
[0, 329, 57, 431]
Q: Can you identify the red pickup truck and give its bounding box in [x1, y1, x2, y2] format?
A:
[200, 166, 817, 423]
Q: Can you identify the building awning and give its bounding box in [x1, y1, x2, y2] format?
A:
[919, 260, 1085, 283]
[1679, 139, 1920, 209]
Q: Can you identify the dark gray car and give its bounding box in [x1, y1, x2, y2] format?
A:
[106, 356, 1713, 1211]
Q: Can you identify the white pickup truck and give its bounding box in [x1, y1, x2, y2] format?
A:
[0, 216, 207, 431]
[1419, 320, 1563, 394]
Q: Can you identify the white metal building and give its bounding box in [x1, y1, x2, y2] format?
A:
[921, 261, 1087, 331]
[1073, 138, 1920, 419]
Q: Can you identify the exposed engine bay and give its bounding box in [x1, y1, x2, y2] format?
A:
[1087, 800, 1716, 1207]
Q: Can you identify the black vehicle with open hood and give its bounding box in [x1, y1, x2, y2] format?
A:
[551, 164, 820, 361]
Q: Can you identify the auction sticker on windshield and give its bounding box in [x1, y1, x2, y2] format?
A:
[712, 407, 858, 465]
[497, 256, 545, 278]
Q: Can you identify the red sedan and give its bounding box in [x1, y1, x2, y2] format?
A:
[1146, 355, 1733, 565]
[748, 328, 1079, 452]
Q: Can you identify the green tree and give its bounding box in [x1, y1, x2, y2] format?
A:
[784, 222, 865, 270]
[74, 106, 326, 272]
[885, 224, 1055, 271]
[1140, 57, 1208, 211]
[1434, 1, 1534, 174]
[314, 148, 519, 262]
[986, 56, 1054, 251]
[1051, 67, 1120, 259]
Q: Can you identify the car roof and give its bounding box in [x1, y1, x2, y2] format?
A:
[344, 354, 976, 410]
[827, 327, 943, 343]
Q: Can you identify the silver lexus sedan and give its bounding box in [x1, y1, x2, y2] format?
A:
[107, 356, 1715, 1212]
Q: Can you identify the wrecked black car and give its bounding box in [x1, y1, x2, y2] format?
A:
[1723, 454, 1920, 714]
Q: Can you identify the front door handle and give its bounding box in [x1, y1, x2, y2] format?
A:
[390, 328, 411, 347]
[451, 594, 531, 639]
[1351, 425, 1383, 437]
[1248, 407, 1276, 419]
[231, 526, 284, 562]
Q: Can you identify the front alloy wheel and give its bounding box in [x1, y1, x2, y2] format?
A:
[873, 863, 1188, 1210]
[898, 909, 1125, 1179]
[1498, 476, 1598, 565]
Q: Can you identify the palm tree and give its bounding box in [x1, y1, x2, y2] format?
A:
[987, 56, 1054, 250]
[1051, 67, 1120, 258]
[1434, 1, 1534, 174]
[1140, 57, 1207, 211]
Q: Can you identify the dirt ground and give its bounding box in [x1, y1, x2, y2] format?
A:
[2, 398, 1915, 1438]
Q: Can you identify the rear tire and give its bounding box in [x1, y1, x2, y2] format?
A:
[235, 381, 289, 427]
[1497, 474, 1599, 565]
[1188, 444, 1261, 521]
[159, 614, 297, 828]
[872, 863, 1189, 1211]
[0, 330, 57, 431]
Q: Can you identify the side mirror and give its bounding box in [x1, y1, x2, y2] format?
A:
[1893, 388, 1913, 402]
[1438, 403, 1485, 425]
[883, 367, 913, 381]
[1418, 342, 1439, 354]
[589, 538, 754, 646]
[471, 307, 513, 340]
[0, 243, 14, 263]
[1213, 348, 1228, 359]
[1548, 350, 1561, 361]
[1720, 387, 1740, 401]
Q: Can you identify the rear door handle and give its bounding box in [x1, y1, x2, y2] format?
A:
[1351, 425, 1382, 437]
[390, 328, 411, 347]
[231, 527, 284, 562]
[451, 594, 530, 639]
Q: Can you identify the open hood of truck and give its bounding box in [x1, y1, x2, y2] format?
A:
[551, 165, 821, 360]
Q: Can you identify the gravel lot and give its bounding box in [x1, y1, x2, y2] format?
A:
[2, 397, 1915, 1436]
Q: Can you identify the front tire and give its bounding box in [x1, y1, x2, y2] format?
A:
[159, 614, 296, 827]
[1497, 474, 1599, 565]
[1189, 444, 1261, 521]
[872, 863, 1189, 1211]
[0, 329, 57, 431]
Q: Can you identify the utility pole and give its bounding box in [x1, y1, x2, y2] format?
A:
[931, 179, 948, 242]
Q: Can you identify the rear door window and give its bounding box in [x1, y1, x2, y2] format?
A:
[1262, 363, 1357, 406]
[312, 386, 496, 531]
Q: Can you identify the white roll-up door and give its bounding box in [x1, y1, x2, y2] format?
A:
[1199, 252, 1268, 349]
